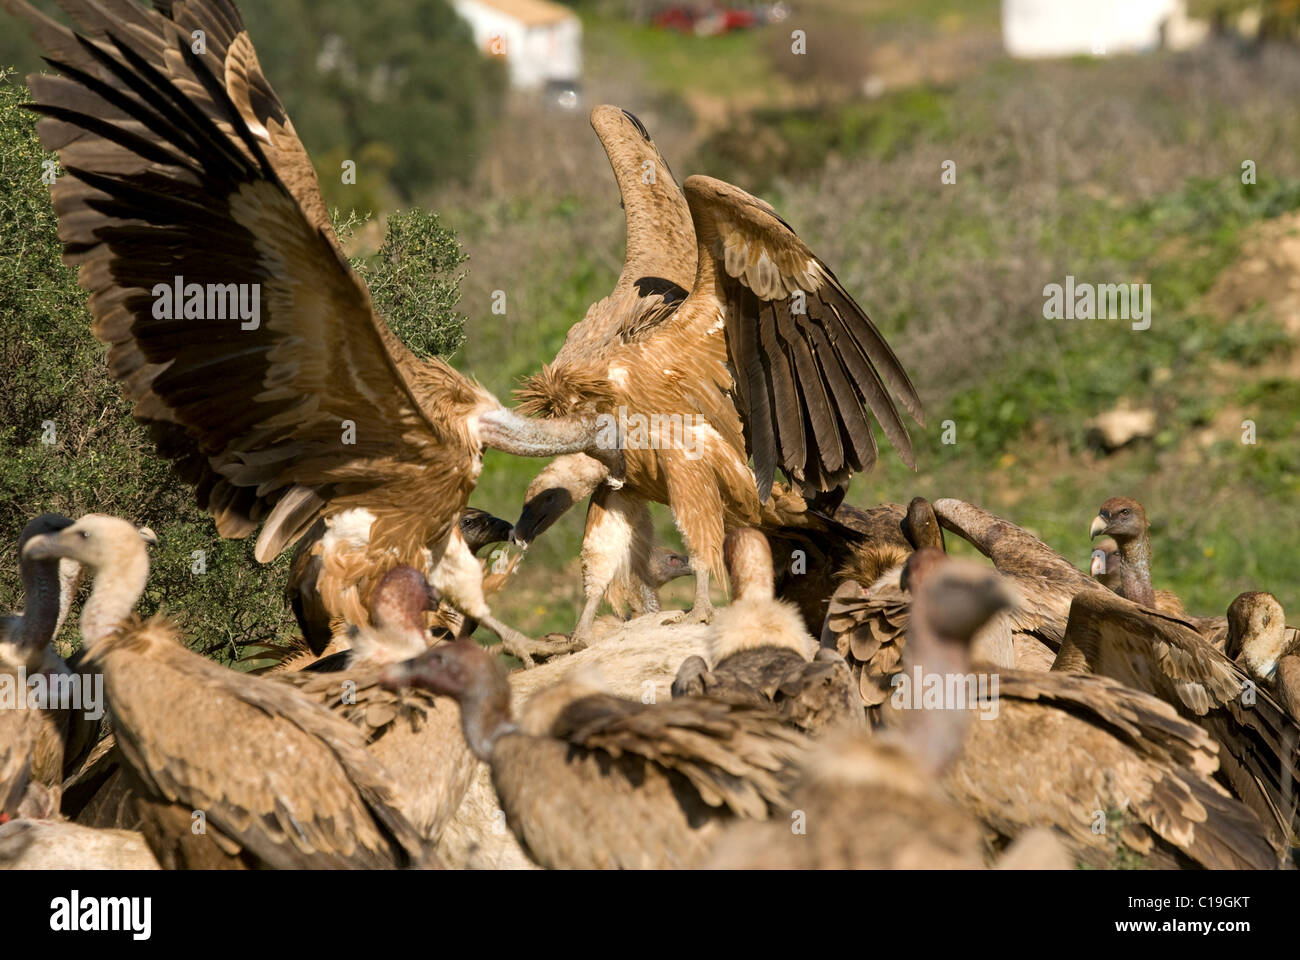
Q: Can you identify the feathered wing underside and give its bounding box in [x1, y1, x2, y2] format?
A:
[95, 625, 426, 868]
[531, 105, 694, 378]
[1061, 589, 1300, 842]
[672, 175, 924, 502]
[7, 0, 486, 562]
[549, 693, 805, 819]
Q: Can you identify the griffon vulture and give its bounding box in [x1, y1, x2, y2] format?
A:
[511, 106, 923, 641]
[4, 0, 622, 666]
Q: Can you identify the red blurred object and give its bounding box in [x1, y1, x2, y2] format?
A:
[652, 5, 760, 36]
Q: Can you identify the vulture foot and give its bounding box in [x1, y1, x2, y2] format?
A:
[495, 629, 584, 669]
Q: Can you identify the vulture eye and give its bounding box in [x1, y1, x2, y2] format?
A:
[78, 530, 90, 540]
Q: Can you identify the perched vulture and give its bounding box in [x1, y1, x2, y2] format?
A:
[23, 514, 430, 869]
[5, 0, 622, 667]
[381, 637, 805, 868]
[511, 105, 922, 640]
[1089, 498, 1189, 617]
[0, 514, 105, 820]
[1226, 592, 1300, 721]
[672, 529, 863, 736]
[1091, 499, 1299, 651]
[704, 555, 1020, 869]
[1056, 587, 1300, 852]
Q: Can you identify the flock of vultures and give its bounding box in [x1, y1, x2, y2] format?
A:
[2, 0, 1298, 871]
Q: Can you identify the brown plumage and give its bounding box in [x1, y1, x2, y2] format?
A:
[512, 106, 922, 638]
[1090, 535, 1187, 617]
[268, 566, 474, 843]
[22, 514, 430, 869]
[381, 637, 805, 868]
[4, 0, 622, 667]
[821, 499, 1018, 712]
[706, 555, 1016, 869]
[1226, 592, 1300, 721]
[1056, 587, 1300, 850]
[935, 497, 1103, 666]
[672, 529, 863, 736]
[947, 668, 1282, 870]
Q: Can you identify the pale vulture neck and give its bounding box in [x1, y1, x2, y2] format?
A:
[81, 550, 150, 647]
[461, 686, 518, 763]
[903, 616, 976, 779]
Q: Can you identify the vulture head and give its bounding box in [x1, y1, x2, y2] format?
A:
[899, 547, 949, 596]
[649, 548, 691, 589]
[510, 453, 610, 547]
[2, 513, 74, 664]
[901, 496, 945, 552]
[459, 509, 514, 557]
[1090, 536, 1122, 589]
[352, 566, 440, 665]
[23, 513, 143, 570]
[381, 638, 514, 760]
[1226, 591, 1288, 680]
[911, 556, 1017, 648]
[1089, 497, 1149, 546]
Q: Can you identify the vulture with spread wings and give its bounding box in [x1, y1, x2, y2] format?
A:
[513, 107, 924, 640]
[5, 0, 622, 665]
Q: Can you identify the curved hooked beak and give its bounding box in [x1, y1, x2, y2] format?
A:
[1088, 515, 1108, 540]
[1089, 550, 1107, 577]
[22, 531, 67, 562]
[511, 488, 574, 548]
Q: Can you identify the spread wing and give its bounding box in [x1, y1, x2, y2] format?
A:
[552, 693, 805, 819]
[547, 105, 696, 361]
[1060, 589, 1300, 843]
[669, 175, 924, 502]
[7, 0, 491, 561]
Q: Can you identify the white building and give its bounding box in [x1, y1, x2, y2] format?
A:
[452, 0, 582, 89]
[1002, 0, 1209, 57]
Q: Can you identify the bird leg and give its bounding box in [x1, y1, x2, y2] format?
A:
[570, 488, 640, 645]
[479, 408, 625, 484]
[478, 614, 582, 669]
[661, 564, 714, 625]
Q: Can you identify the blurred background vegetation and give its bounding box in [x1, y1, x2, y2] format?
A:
[3, 0, 1299, 653]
